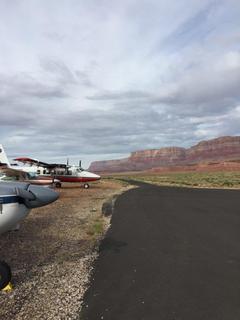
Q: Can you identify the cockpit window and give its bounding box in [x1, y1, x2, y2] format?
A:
[28, 172, 38, 179]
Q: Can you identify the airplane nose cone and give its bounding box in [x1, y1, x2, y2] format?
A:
[81, 171, 101, 180]
[25, 185, 59, 208]
[88, 172, 101, 180]
[95, 174, 101, 180]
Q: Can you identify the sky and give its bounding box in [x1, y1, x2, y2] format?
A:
[0, 0, 240, 167]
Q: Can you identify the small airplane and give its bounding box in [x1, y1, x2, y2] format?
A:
[0, 145, 60, 187]
[13, 158, 101, 189]
[0, 181, 59, 290]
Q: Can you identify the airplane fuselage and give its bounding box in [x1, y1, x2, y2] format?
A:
[0, 196, 29, 234]
[20, 165, 101, 184]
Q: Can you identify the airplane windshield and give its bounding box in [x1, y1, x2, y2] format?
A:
[28, 172, 38, 179]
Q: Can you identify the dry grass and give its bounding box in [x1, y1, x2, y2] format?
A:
[106, 171, 240, 189]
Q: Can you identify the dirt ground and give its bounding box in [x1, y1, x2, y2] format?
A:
[0, 179, 130, 320]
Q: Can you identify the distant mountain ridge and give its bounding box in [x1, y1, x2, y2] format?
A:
[89, 136, 240, 173]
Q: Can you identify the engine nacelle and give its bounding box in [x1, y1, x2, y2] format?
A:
[0, 182, 59, 234]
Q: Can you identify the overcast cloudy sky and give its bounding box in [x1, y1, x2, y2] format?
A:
[0, 0, 240, 166]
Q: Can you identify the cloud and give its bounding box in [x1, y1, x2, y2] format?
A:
[0, 0, 239, 166]
[87, 90, 151, 101]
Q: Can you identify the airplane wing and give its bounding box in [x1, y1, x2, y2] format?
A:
[13, 157, 67, 169]
[14, 157, 50, 167]
[0, 165, 29, 180]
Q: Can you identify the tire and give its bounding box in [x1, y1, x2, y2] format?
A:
[83, 183, 90, 189]
[0, 261, 11, 290]
[55, 182, 62, 188]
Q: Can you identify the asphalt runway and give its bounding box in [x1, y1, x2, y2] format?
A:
[81, 182, 240, 320]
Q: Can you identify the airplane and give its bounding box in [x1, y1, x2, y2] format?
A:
[13, 157, 101, 189]
[0, 181, 59, 290]
[0, 145, 60, 187]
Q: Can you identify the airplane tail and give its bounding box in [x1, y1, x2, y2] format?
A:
[0, 145, 10, 166]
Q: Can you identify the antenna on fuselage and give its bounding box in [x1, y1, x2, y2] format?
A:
[79, 160, 84, 171]
[66, 158, 70, 174]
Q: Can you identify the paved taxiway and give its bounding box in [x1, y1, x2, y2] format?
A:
[81, 182, 240, 320]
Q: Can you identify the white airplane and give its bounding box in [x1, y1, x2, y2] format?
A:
[13, 157, 101, 189]
[0, 145, 60, 187]
[0, 181, 59, 290]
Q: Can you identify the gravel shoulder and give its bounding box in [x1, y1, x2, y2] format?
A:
[0, 180, 131, 320]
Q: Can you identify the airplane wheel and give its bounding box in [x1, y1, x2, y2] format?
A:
[0, 261, 11, 290]
[83, 183, 90, 189]
[55, 182, 62, 188]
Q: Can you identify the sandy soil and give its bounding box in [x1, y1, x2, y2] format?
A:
[0, 179, 130, 320]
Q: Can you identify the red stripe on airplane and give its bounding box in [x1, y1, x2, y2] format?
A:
[39, 176, 100, 183]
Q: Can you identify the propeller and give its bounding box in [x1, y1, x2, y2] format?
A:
[51, 174, 55, 185]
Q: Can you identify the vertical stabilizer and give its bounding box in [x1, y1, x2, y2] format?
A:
[0, 145, 10, 166]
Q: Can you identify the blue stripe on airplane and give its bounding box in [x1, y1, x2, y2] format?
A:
[0, 196, 22, 204]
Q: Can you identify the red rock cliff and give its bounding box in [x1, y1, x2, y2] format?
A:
[89, 136, 240, 173]
[186, 136, 240, 162]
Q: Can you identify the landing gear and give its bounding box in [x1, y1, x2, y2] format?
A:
[0, 261, 11, 290]
[83, 183, 90, 189]
[55, 182, 62, 188]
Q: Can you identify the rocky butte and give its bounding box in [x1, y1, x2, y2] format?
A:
[89, 136, 240, 173]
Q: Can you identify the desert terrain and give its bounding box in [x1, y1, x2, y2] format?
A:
[1, 171, 240, 319]
[107, 171, 240, 189]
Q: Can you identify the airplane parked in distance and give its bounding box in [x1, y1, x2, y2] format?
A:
[0, 145, 60, 187]
[0, 181, 59, 290]
[14, 158, 101, 189]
